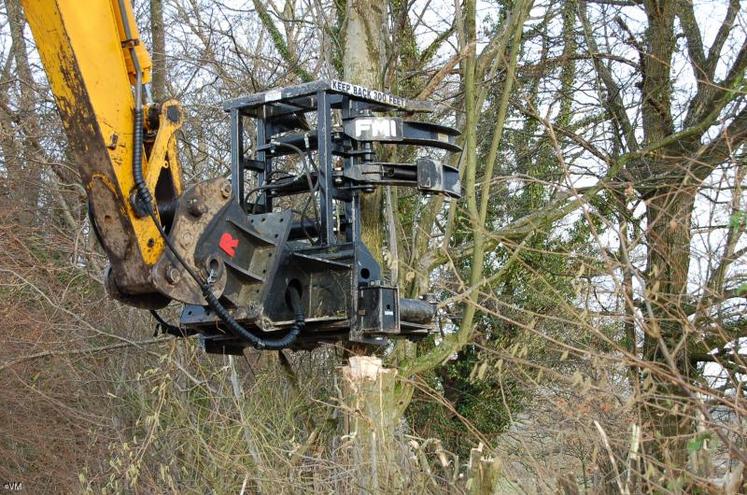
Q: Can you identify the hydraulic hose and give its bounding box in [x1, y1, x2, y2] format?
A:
[116, 0, 152, 216]
[150, 309, 184, 337]
[270, 140, 320, 228]
[132, 101, 152, 214]
[202, 286, 305, 350]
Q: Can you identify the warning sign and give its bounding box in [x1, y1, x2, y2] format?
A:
[330, 80, 408, 109]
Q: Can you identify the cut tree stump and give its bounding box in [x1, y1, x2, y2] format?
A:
[466, 443, 502, 495]
[341, 355, 401, 494]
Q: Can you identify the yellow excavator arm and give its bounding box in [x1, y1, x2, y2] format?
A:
[21, 0, 183, 306]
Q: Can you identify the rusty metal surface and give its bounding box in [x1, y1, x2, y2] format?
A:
[152, 178, 231, 304]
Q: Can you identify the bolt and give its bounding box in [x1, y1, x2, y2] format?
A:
[165, 266, 181, 284]
[221, 181, 232, 199]
[187, 196, 206, 216]
[245, 303, 259, 318]
[180, 231, 193, 248]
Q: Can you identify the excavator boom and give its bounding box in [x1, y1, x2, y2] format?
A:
[21, 0, 181, 306]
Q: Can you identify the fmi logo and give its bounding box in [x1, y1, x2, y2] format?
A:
[349, 117, 402, 141]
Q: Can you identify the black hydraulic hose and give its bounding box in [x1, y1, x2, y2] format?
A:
[202, 286, 305, 350]
[150, 309, 184, 337]
[132, 105, 152, 214]
[116, 0, 152, 216]
[271, 141, 316, 180]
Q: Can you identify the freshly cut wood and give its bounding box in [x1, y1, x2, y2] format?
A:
[466, 443, 502, 495]
[341, 356, 401, 493]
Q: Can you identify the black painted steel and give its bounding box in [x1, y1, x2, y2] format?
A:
[179, 80, 461, 353]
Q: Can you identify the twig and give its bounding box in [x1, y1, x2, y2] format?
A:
[0, 337, 171, 372]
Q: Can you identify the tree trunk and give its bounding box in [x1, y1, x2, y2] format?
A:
[640, 183, 696, 472]
[466, 443, 502, 495]
[342, 0, 386, 263]
[150, 0, 167, 101]
[4, 0, 43, 227]
[341, 356, 403, 493]
[339, 4, 403, 492]
[634, 0, 697, 475]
